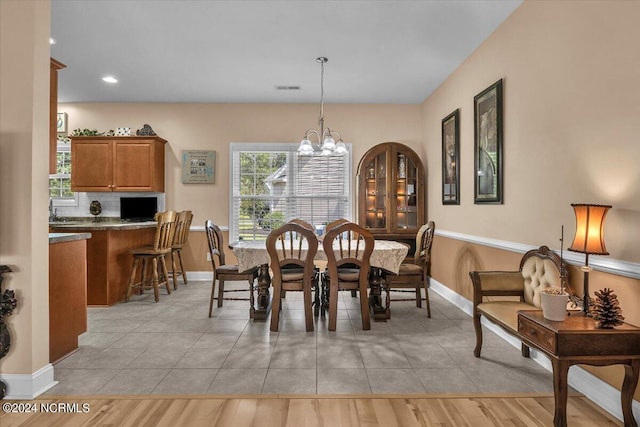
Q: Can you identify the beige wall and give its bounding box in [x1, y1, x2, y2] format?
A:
[59, 103, 423, 228]
[424, 0, 640, 400]
[422, 0, 640, 264]
[0, 1, 51, 375]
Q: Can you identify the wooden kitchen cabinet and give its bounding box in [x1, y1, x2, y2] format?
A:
[356, 142, 426, 255]
[71, 136, 167, 192]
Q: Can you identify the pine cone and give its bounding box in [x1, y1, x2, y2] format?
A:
[592, 288, 624, 329]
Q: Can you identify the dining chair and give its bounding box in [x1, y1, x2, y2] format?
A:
[385, 221, 435, 318]
[325, 218, 349, 232]
[288, 218, 314, 231]
[323, 221, 374, 331]
[205, 220, 258, 318]
[169, 210, 193, 288]
[267, 222, 319, 332]
[125, 210, 177, 303]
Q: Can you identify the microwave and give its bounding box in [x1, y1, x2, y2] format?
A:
[120, 197, 157, 221]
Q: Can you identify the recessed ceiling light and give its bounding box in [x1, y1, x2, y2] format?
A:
[50, 38, 56, 45]
[102, 76, 118, 83]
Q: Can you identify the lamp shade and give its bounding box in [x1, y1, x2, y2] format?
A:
[568, 203, 611, 255]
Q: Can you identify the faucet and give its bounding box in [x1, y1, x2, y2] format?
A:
[49, 198, 58, 222]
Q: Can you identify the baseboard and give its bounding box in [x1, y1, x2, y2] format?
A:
[0, 363, 58, 399]
[185, 271, 213, 281]
[429, 278, 640, 423]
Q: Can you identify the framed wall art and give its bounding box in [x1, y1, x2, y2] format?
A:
[474, 79, 503, 204]
[442, 109, 460, 205]
[56, 112, 67, 133]
[181, 150, 216, 184]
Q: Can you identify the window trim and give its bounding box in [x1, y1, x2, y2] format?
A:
[50, 142, 79, 207]
[229, 142, 353, 243]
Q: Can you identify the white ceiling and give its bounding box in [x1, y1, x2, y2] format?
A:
[51, 0, 522, 104]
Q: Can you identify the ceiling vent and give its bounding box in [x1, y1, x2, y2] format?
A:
[275, 85, 301, 91]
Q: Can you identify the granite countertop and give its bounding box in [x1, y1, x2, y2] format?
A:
[49, 218, 157, 231]
[49, 232, 92, 244]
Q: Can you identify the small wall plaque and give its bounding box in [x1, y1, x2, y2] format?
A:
[57, 112, 67, 133]
[182, 150, 216, 184]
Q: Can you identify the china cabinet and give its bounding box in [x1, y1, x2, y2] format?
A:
[71, 136, 166, 192]
[357, 142, 425, 255]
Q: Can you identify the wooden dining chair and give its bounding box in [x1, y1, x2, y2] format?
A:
[205, 220, 258, 318]
[169, 210, 193, 288]
[323, 221, 374, 331]
[125, 210, 177, 302]
[267, 222, 319, 332]
[385, 221, 435, 318]
[288, 218, 314, 231]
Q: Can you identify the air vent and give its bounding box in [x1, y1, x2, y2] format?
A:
[275, 85, 301, 91]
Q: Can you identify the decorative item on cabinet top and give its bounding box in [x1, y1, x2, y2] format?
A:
[136, 124, 156, 136]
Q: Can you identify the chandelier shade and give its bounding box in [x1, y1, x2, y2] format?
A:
[297, 57, 345, 156]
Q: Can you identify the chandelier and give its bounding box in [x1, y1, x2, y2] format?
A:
[297, 57, 347, 155]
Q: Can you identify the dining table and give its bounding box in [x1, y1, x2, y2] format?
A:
[231, 239, 409, 322]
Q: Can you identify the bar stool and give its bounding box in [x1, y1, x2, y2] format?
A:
[170, 210, 193, 288]
[125, 210, 177, 302]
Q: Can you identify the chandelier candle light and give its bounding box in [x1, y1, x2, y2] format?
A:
[297, 57, 347, 156]
[567, 203, 612, 316]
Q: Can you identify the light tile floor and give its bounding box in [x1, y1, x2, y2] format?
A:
[47, 280, 556, 395]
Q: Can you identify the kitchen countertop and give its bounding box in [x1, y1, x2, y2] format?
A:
[49, 218, 157, 231]
[49, 232, 92, 244]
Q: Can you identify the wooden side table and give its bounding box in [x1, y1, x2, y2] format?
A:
[518, 310, 640, 427]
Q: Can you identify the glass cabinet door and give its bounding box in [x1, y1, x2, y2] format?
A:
[394, 152, 419, 230]
[364, 152, 387, 229]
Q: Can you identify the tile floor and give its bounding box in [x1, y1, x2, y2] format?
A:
[47, 280, 555, 395]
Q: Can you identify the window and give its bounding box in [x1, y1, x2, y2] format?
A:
[49, 142, 78, 206]
[230, 143, 352, 242]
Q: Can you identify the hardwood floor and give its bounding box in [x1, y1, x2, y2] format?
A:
[1, 394, 621, 426]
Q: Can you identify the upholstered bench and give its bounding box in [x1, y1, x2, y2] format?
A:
[469, 245, 570, 358]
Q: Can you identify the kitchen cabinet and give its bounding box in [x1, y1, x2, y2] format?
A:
[49, 57, 66, 174]
[357, 142, 426, 256]
[71, 136, 167, 192]
[50, 222, 157, 305]
[49, 233, 89, 362]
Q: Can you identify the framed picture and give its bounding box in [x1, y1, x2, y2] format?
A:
[442, 109, 460, 205]
[56, 112, 67, 133]
[474, 79, 503, 204]
[181, 150, 216, 184]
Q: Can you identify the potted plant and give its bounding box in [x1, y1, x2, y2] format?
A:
[540, 286, 569, 321]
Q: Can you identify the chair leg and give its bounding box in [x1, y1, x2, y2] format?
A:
[473, 312, 483, 357]
[160, 255, 172, 295]
[151, 258, 160, 302]
[328, 279, 339, 331]
[270, 281, 282, 332]
[424, 279, 431, 318]
[303, 285, 314, 332]
[177, 249, 187, 284]
[217, 280, 225, 307]
[125, 257, 140, 302]
[415, 285, 422, 308]
[209, 279, 217, 318]
[170, 251, 178, 290]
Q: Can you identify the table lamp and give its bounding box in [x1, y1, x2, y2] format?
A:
[568, 203, 612, 316]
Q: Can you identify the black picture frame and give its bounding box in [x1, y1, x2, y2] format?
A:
[442, 109, 460, 205]
[474, 79, 503, 204]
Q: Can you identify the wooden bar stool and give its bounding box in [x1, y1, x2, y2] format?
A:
[170, 210, 193, 288]
[125, 211, 177, 302]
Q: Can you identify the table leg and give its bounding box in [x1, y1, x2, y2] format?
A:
[622, 359, 640, 427]
[551, 359, 570, 427]
[368, 268, 387, 322]
[252, 264, 272, 321]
